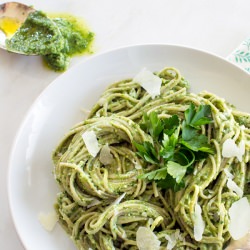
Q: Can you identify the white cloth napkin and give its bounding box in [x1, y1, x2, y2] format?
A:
[227, 36, 250, 73]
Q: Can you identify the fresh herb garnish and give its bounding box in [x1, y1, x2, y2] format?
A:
[134, 104, 213, 191]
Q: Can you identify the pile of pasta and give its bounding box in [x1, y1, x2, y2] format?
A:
[52, 67, 250, 249]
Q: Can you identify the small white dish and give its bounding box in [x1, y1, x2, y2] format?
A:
[8, 44, 250, 250]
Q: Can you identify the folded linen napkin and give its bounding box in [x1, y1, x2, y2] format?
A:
[227, 36, 250, 73]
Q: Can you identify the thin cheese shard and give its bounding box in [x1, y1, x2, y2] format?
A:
[227, 178, 243, 198]
[222, 139, 245, 162]
[224, 169, 243, 197]
[82, 130, 100, 157]
[193, 202, 205, 241]
[133, 68, 162, 99]
[136, 227, 161, 250]
[38, 211, 58, 231]
[229, 197, 250, 240]
[112, 192, 126, 206]
[165, 230, 183, 250]
[99, 144, 113, 165]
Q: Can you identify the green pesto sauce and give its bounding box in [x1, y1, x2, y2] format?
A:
[6, 11, 94, 72]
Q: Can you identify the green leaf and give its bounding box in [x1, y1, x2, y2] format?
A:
[174, 148, 195, 167]
[191, 105, 212, 127]
[139, 166, 168, 180]
[181, 121, 197, 141]
[134, 105, 214, 192]
[167, 161, 187, 183]
[162, 115, 180, 135]
[133, 141, 159, 164]
[184, 103, 212, 129]
[162, 125, 180, 147]
[180, 133, 214, 153]
[157, 175, 185, 191]
[185, 103, 196, 124]
[141, 112, 164, 140]
[160, 145, 175, 161]
[160, 126, 181, 161]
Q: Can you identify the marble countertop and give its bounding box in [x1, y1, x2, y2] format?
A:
[1, 0, 250, 249]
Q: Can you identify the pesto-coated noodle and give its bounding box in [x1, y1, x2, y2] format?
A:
[52, 67, 250, 249]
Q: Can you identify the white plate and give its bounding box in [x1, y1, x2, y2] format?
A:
[8, 44, 250, 250]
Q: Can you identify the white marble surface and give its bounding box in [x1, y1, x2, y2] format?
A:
[1, 0, 250, 249]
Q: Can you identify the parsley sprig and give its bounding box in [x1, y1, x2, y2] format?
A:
[133, 103, 213, 191]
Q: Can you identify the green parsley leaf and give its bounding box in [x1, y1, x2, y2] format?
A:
[139, 166, 168, 180]
[133, 141, 159, 164]
[185, 103, 196, 125]
[141, 112, 164, 141]
[173, 148, 195, 167]
[181, 120, 197, 141]
[160, 145, 175, 161]
[184, 103, 212, 129]
[134, 104, 214, 192]
[167, 161, 187, 183]
[163, 114, 180, 136]
[191, 104, 212, 127]
[180, 133, 214, 153]
[160, 126, 180, 160]
[157, 175, 185, 192]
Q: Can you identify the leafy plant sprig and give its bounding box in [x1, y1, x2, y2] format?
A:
[133, 103, 213, 191]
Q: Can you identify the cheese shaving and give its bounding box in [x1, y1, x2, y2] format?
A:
[38, 210, 58, 231]
[112, 192, 126, 206]
[99, 144, 113, 165]
[136, 227, 161, 250]
[133, 68, 162, 99]
[82, 130, 100, 157]
[224, 169, 243, 197]
[227, 178, 243, 198]
[228, 197, 250, 240]
[193, 202, 205, 241]
[165, 230, 184, 250]
[222, 139, 245, 162]
[224, 168, 234, 179]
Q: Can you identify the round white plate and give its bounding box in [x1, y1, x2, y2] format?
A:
[8, 44, 250, 250]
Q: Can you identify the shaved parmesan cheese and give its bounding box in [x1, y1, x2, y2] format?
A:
[136, 227, 161, 250]
[99, 144, 113, 165]
[224, 169, 243, 197]
[133, 68, 162, 99]
[224, 169, 234, 179]
[82, 130, 100, 157]
[229, 197, 250, 240]
[193, 202, 205, 241]
[165, 232, 177, 250]
[112, 192, 126, 206]
[227, 178, 243, 198]
[222, 139, 245, 162]
[165, 230, 184, 249]
[165, 235, 176, 250]
[38, 211, 58, 231]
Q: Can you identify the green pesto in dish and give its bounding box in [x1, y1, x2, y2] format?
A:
[6, 11, 94, 71]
